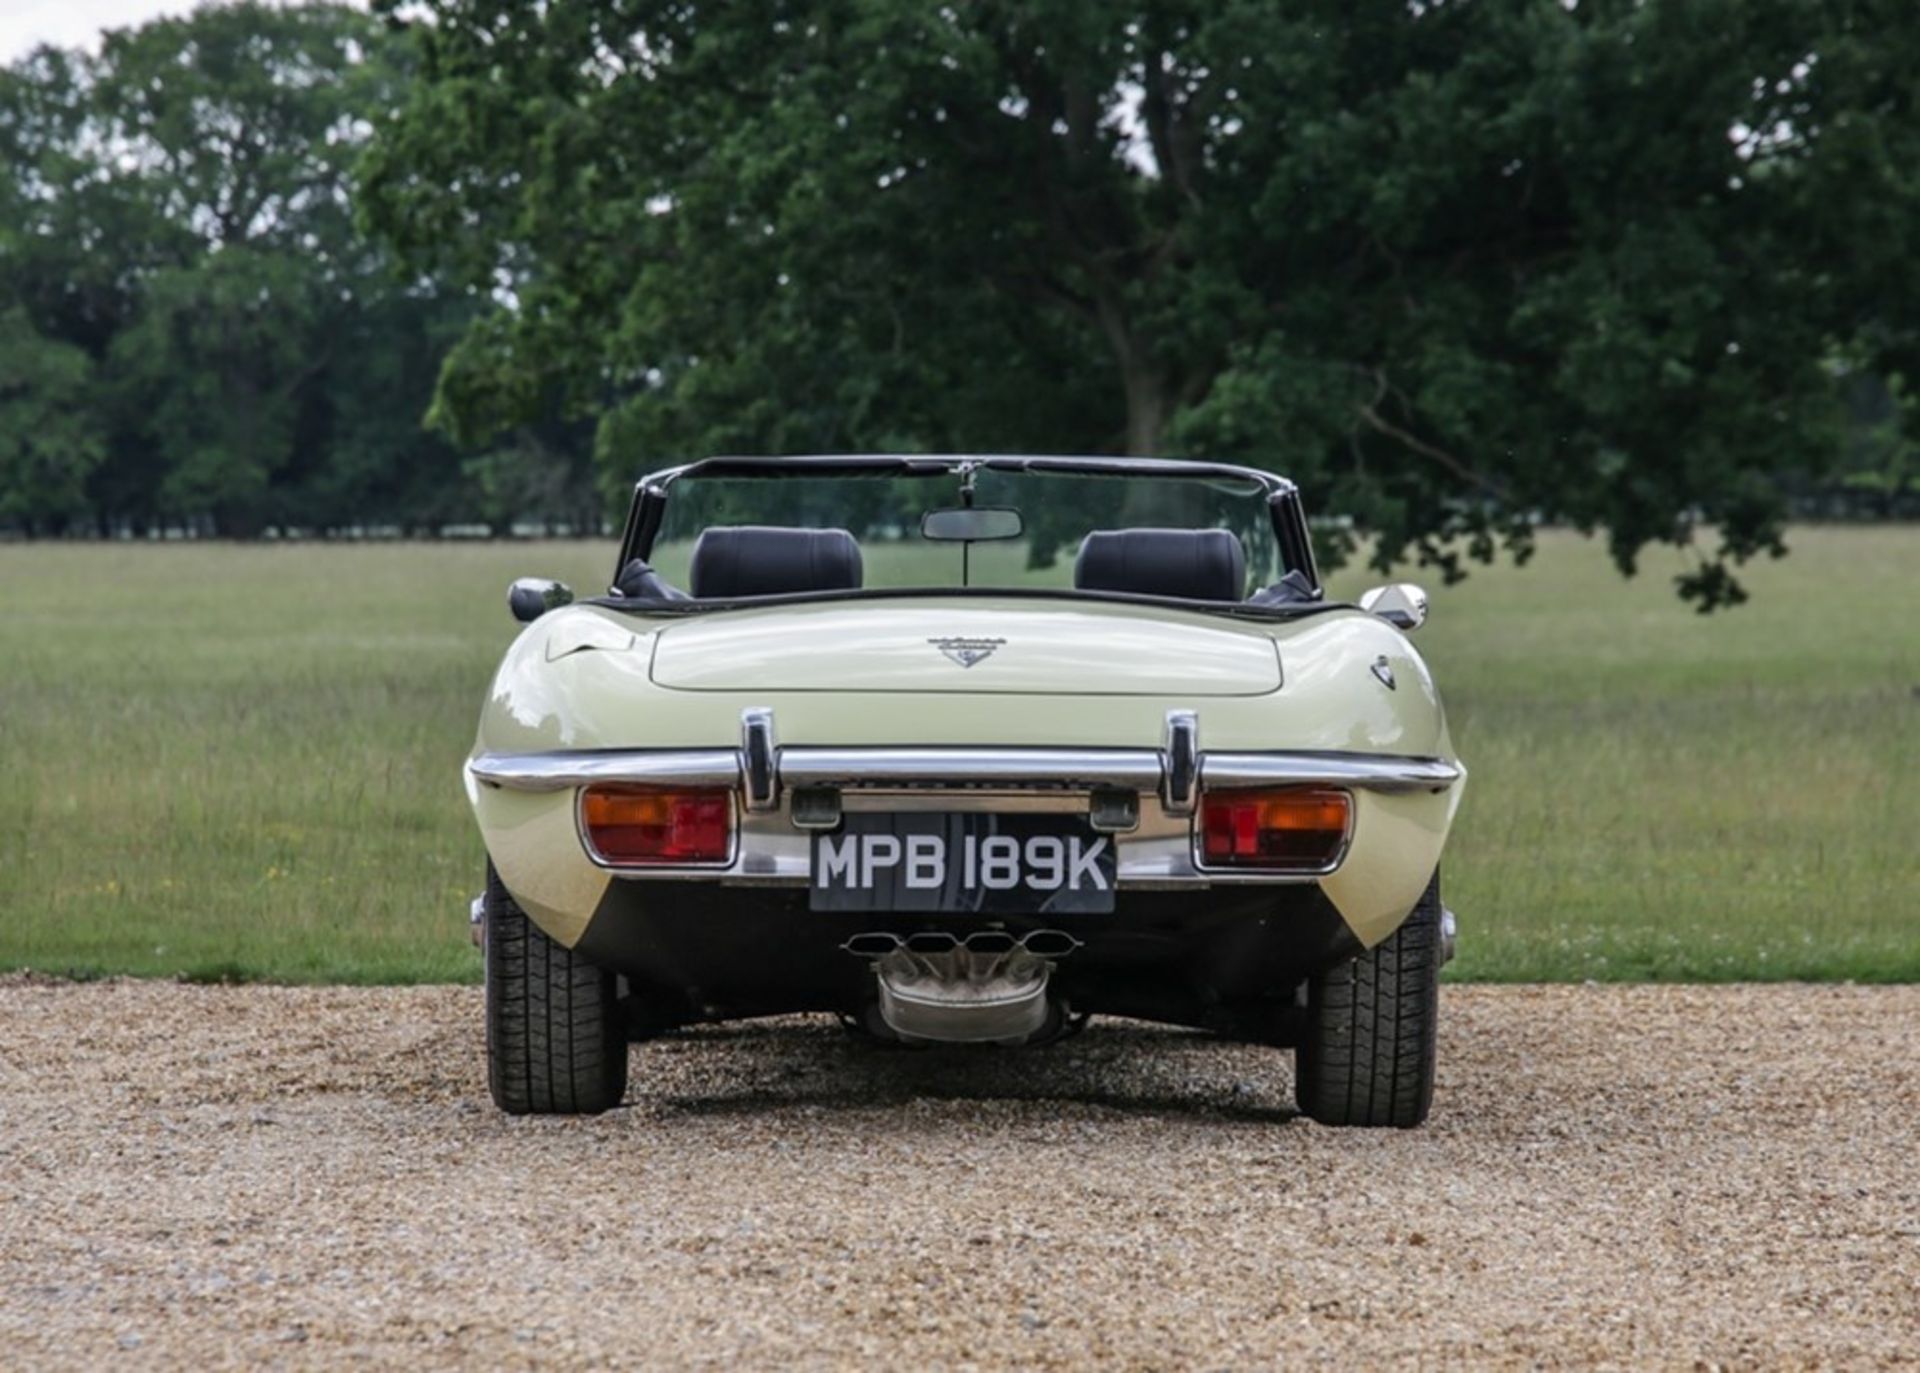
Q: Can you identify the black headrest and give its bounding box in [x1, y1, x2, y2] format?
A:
[689, 526, 864, 599]
[1074, 528, 1247, 602]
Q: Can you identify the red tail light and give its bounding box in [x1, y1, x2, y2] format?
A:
[1200, 788, 1351, 871]
[580, 786, 734, 866]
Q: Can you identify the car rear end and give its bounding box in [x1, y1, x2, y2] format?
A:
[468, 598, 1462, 1048]
[467, 455, 1463, 1126]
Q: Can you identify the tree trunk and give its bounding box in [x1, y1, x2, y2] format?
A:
[1090, 285, 1169, 458]
[1117, 354, 1214, 524]
[1124, 363, 1169, 457]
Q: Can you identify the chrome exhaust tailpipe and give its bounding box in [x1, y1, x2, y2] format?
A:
[844, 931, 1081, 1045]
[844, 932, 901, 959]
[1021, 929, 1079, 959]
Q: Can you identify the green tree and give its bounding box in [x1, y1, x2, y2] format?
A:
[87, 2, 410, 533]
[0, 3, 511, 536]
[0, 44, 174, 528]
[1833, 368, 1916, 514]
[0, 310, 106, 532]
[365, 0, 1920, 604]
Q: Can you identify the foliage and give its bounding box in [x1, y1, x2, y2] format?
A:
[0, 309, 106, 531]
[1835, 369, 1917, 511]
[0, 2, 589, 535]
[364, 0, 1920, 605]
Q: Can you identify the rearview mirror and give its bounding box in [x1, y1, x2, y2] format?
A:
[1359, 583, 1428, 632]
[509, 577, 574, 623]
[921, 506, 1024, 542]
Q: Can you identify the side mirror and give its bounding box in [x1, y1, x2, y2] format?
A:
[921, 506, 1024, 542]
[509, 577, 574, 623]
[1359, 582, 1428, 632]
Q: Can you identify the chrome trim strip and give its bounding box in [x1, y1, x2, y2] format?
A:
[778, 747, 1165, 791]
[470, 745, 1459, 797]
[468, 749, 741, 792]
[1201, 751, 1461, 793]
[645, 454, 1297, 499]
[839, 791, 1088, 814]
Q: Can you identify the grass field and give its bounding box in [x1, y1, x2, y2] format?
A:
[0, 527, 1914, 983]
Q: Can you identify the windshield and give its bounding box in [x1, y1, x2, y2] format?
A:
[644, 466, 1285, 597]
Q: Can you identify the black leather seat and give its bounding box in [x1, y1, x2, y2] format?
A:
[1073, 528, 1247, 602]
[688, 526, 864, 598]
[611, 558, 690, 601]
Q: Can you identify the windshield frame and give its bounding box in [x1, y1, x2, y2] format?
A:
[608, 454, 1323, 613]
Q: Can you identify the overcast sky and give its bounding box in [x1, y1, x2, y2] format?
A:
[0, 1, 366, 64]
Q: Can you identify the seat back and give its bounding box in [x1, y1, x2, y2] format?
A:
[689, 526, 864, 598]
[1073, 528, 1247, 602]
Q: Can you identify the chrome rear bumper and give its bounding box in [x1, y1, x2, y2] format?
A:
[468, 708, 1461, 888]
[468, 744, 1460, 799]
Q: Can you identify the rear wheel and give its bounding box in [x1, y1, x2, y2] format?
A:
[1295, 871, 1440, 1128]
[483, 865, 628, 1115]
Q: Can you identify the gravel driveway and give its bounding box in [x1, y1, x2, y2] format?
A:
[0, 979, 1914, 1368]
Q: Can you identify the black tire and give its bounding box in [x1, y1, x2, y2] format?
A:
[483, 865, 628, 1115]
[1295, 870, 1441, 1128]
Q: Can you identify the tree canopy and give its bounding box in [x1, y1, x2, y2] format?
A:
[0, 2, 599, 536]
[364, 0, 1920, 603]
[3, 0, 1914, 595]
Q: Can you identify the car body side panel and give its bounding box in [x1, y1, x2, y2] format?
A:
[1320, 788, 1460, 947]
[465, 773, 609, 946]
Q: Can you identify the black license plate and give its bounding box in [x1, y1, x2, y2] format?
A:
[808, 812, 1117, 915]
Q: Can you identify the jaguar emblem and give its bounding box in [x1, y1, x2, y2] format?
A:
[930, 636, 1005, 668]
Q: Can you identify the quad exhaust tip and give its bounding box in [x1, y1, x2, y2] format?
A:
[841, 929, 1082, 960]
[844, 932, 902, 958]
[1022, 930, 1079, 958]
[964, 931, 1017, 956]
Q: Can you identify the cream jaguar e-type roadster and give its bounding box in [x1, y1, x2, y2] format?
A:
[466, 456, 1464, 1126]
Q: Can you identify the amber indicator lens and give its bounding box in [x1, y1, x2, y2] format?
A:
[1200, 788, 1351, 870]
[581, 786, 733, 865]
